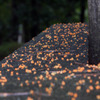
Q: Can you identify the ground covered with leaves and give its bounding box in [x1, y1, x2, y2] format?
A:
[0, 23, 100, 100]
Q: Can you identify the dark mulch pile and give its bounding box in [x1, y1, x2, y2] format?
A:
[0, 23, 100, 100]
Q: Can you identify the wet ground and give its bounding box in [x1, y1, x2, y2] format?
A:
[0, 23, 100, 100]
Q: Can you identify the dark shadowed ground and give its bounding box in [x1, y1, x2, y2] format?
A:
[0, 23, 100, 100]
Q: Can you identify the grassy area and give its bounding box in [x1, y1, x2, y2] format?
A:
[0, 42, 23, 61]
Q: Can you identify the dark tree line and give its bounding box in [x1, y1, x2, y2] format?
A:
[0, 0, 87, 43]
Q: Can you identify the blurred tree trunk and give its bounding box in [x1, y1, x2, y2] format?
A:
[11, 0, 18, 41]
[88, 0, 100, 64]
[80, 0, 85, 22]
[23, 20, 29, 42]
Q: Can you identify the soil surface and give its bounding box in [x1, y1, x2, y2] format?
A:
[0, 23, 100, 100]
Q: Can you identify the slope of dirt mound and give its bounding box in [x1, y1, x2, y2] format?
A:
[0, 23, 100, 100]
